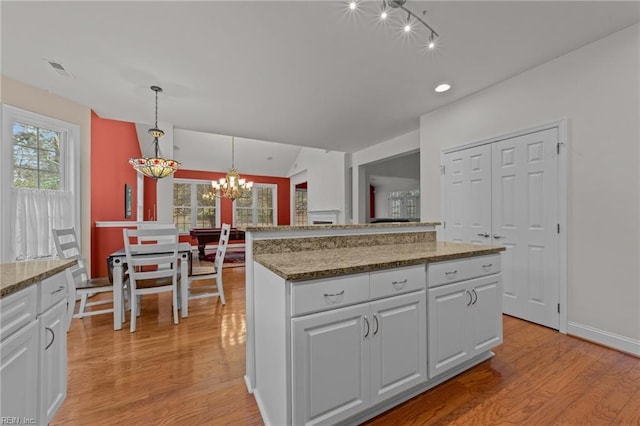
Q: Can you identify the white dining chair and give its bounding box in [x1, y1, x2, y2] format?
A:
[187, 223, 230, 305]
[52, 228, 125, 330]
[123, 227, 180, 332]
[137, 223, 178, 269]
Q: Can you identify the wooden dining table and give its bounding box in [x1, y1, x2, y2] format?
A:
[108, 242, 193, 330]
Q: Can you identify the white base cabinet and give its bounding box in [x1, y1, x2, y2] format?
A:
[253, 254, 502, 426]
[39, 299, 68, 424]
[0, 270, 69, 424]
[427, 255, 503, 378]
[0, 319, 39, 421]
[292, 291, 426, 426]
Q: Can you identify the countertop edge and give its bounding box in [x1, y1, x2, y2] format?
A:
[256, 246, 504, 281]
[0, 259, 77, 299]
[241, 222, 441, 232]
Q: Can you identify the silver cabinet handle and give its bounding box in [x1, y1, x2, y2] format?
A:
[493, 234, 505, 239]
[466, 290, 473, 306]
[373, 313, 379, 336]
[391, 279, 408, 289]
[472, 289, 478, 305]
[363, 315, 370, 338]
[324, 290, 345, 303]
[51, 285, 65, 295]
[482, 263, 493, 270]
[477, 232, 490, 238]
[45, 327, 55, 350]
[445, 270, 457, 276]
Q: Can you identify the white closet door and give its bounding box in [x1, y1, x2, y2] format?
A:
[443, 145, 492, 244]
[492, 128, 559, 329]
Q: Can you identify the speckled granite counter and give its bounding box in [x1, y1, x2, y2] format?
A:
[0, 259, 76, 298]
[255, 241, 504, 281]
[242, 222, 440, 232]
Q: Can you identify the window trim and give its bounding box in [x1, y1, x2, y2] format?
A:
[173, 178, 221, 233]
[232, 183, 278, 227]
[1, 104, 81, 261]
[388, 190, 420, 219]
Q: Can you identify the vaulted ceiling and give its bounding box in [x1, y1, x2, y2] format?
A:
[2, 1, 639, 153]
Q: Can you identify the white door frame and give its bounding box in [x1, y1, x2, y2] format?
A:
[440, 119, 568, 334]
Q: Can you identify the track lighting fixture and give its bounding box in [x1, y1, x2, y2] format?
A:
[349, 0, 440, 49]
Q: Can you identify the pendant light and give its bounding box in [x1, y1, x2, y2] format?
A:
[129, 86, 181, 179]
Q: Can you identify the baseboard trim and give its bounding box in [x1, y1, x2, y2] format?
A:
[567, 321, 640, 356]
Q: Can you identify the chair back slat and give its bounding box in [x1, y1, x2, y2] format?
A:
[52, 228, 89, 285]
[214, 223, 231, 270]
[123, 227, 179, 284]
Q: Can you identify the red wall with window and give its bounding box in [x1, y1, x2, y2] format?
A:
[89, 111, 291, 277]
[174, 169, 290, 244]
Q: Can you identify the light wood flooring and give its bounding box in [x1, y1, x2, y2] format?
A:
[54, 267, 640, 425]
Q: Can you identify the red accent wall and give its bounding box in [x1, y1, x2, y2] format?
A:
[174, 169, 290, 244]
[90, 111, 141, 278]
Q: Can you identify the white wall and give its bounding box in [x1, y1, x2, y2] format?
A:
[0, 76, 92, 269]
[289, 148, 347, 223]
[351, 129, 420, 223]
[420, 25, 640, 348]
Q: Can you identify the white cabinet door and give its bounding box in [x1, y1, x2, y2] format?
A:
[292, 303, 370, 426]
[0, 319, 39, 421]
[468, 275, 503, 355]
[427, 282, 470, 378]
[370, 291, 426, 404]
[39, 299, 68, 424]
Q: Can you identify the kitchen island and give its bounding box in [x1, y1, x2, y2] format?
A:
[243, 223, 505, 426]
[0, 259, 76, 424]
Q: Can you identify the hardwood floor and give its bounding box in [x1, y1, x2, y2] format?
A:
[54, 268, 640, 425]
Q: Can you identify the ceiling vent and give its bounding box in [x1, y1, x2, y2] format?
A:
[47, 60, 73, 78]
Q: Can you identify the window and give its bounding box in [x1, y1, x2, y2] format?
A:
[295, 188, 308, 225]
[389, 190, 420, 219]
[12, 122, 62, 189]
[1, 105, 80, 261]
[234, 184, 277, 227]
[173, 179, 220, 233]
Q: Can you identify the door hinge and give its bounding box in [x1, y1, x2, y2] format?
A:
[557, 224, 560, 234]
[557, 303, 560, 314]
[557, 142, 561, 155]
[440, 165, 445, 175]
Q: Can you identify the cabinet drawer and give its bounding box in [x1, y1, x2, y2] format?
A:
[291, 273, 369, 316]
[0, 286, 37, 341]
[370, 265, 425, 299]
[39, 272, 68, 314]
[427, 254, 501, 288]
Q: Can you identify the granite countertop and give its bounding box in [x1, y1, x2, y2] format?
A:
[254, 241, 504, 281]
[0, 259, 77, 298]
[241, 222, 441, 232]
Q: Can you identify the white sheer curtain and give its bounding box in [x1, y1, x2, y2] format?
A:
[10, 187, 74, 260]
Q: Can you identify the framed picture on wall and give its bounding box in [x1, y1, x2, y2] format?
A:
[125, 184, 132, 218]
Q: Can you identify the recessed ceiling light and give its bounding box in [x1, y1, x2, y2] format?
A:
[435, 83, 451, 93]
[349, 1, 357, 11]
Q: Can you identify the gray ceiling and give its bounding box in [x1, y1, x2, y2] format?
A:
[2, 1, 639, 153]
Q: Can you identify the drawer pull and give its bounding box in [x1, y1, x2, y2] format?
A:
[445, 270, 458, 277]
[363, 315, 370, 338]
[466, 290, 473, 306]
[472, 289, 478, 305]
[323, 290, 345, 304]
[482, 263, 493, 270]
[51, 285, 66, 295]
[373, 313, 379, 336]
[391, 278, 408, 289]
[45, 327, 55, 350]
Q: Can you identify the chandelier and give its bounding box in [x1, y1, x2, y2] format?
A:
[348, 0, 440, 50]
[129, 86, 181, 179]
[211, 136, 253, 200]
